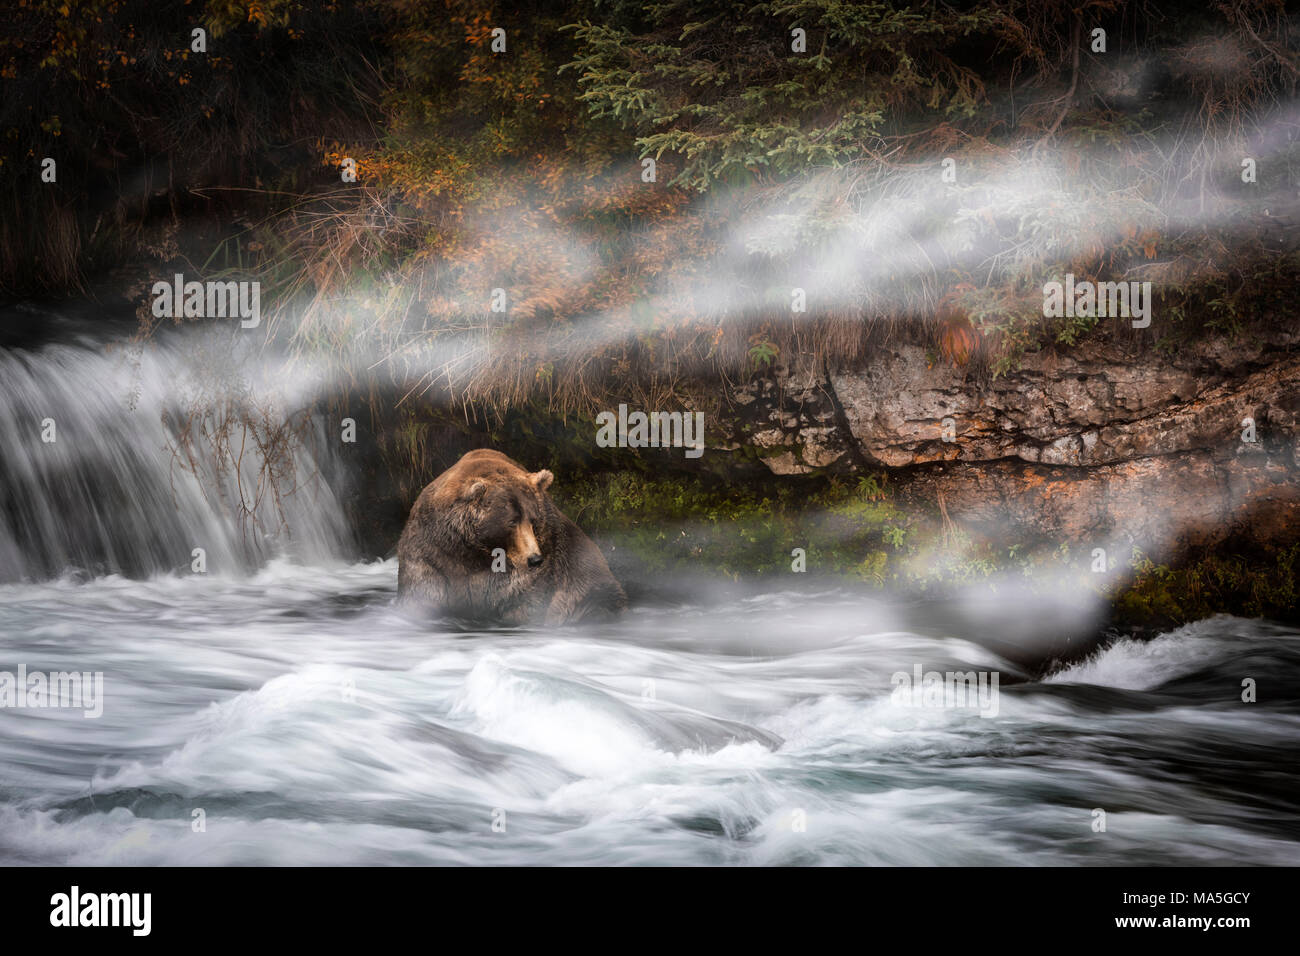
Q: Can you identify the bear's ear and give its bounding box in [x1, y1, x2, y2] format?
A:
[462, 480, 487, 502]
[530, 469, 553, 492]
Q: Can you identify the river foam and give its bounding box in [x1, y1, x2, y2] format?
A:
[1, 561, 1296, 865]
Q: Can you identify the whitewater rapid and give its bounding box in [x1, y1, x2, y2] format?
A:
[0, 560, 1296, 866]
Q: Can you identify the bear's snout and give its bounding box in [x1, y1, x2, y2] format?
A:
[510, 520, 543, 571]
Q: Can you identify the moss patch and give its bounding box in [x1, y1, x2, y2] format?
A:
[556, 471, 1298, 626]
[1118, 546, 1300, 628]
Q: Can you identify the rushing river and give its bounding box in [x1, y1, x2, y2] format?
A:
[0, 563, 1297, 865]
[1, 332, 1298, 865]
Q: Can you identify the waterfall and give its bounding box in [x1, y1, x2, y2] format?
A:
[0, 331, 352, 582]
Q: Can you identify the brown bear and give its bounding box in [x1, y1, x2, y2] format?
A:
[396, 449, 626, 625]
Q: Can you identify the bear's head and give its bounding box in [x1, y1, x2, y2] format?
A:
[460, 468, 555, 571]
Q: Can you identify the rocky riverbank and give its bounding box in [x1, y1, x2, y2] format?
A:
[717, 327, 1300, 568]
